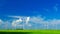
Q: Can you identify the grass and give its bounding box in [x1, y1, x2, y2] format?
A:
[0, 30, 60, 34]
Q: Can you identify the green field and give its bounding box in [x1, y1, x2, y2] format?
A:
[0, 30, 60, 34]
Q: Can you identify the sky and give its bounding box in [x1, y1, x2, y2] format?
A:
[0, 0, 60, 30]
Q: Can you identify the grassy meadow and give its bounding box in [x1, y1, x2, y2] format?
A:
[0, 30, 60, 34]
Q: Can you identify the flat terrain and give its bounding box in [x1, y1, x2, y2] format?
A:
[0, 30, 60, 34]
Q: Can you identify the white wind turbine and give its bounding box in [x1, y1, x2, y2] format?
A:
[50, 19, 60, 30]
[12, 18, 23, 29]
[25, 17, 31, 26]
[0, 19, 3, 25]
[11, 16, 32, 30]
[42, 21, 49, 29]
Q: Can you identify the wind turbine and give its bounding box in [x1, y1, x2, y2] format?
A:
[25, 17, 31, 26]
[41, 21, 49, 29]
[12, 18, 23, 30]
[0, 19, 3, 25]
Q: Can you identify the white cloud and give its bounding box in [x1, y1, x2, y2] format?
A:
[0, 19, 3, 22]
[49, 19, 60, 25]
[25, 17, 30, 24]
[8, 16, 31, 25]
[7, 15, 60, 29]
[30, 16, 60, 25]
[30, 16, 46, 24]
[53, 4, 58, 12]
[0, 19, 3, 25]
[12, 18, 23, 27]
[8, 16, 22, 18]
[0, 19, 12, 29]
[29, 16, 60, 29]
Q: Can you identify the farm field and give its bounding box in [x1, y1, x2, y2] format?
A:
[0, 30, 60, 34]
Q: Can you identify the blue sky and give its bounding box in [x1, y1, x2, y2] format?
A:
[0, 0, 60, 30]
[0, 0, 59, 16]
